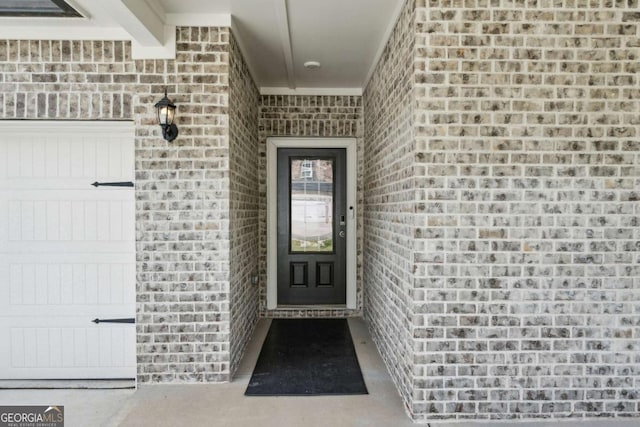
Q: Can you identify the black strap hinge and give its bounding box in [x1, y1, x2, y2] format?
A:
[91, 181, 134, 188]
[92, 317, 135, 324]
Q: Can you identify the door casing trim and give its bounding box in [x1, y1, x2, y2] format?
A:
[267, 138, 357, 310]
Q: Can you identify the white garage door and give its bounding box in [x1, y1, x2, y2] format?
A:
[0, 121, 136, 380]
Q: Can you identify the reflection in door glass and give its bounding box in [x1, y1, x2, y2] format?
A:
[290, 158, 333, 252]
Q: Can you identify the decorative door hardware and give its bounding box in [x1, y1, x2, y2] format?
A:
[91, 181, 134, 187]
[92, 318, 135, 324]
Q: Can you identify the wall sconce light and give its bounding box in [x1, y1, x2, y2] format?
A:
[154, 88, 178, 142]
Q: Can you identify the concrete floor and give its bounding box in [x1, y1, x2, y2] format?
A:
[1, 318, 639, 427]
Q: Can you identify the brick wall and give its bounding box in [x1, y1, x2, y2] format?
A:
[413, 0, 640, 421]
[258, 95, 364, 317]
[0, 39, 133, 119]
[228, 32, 260, 375]
[362, 0, 416, 411]
[136, 27, 234, 383]
[0, 27, 259, 383]
[366, 0, 640, 422]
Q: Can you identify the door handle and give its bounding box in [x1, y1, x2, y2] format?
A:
[339, 230, 345, 238]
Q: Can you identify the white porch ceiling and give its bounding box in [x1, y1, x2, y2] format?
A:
[0, 0, 405, 94]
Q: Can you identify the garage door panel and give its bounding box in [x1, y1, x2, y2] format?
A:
[0, 308, 133, 318]
[1, 262, 135, 314]
[3, 242, 135, 254]
[0, 317, 136, 378]
[0, 141, 9, 177]
[18, 139, 34, 178]
[0, 367, 136, 380]
[0, 121, 135, 380]
[2, 253, 134, 263]
[1, 323, 135, 379]
[3, 197, 134, 240]
[0, 180, 137, 190]
[1, 196, 134, 250]
[33, 140, 47, 178]
[50, 327, 63, 368]
[2, 134, 133, 182]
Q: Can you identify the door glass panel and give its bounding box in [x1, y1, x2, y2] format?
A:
[290, 158, 334, 253]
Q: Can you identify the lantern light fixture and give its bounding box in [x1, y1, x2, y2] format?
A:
[154, 88, 178, 142]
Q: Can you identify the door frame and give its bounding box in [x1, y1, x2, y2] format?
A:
[266, 138, 357, 310]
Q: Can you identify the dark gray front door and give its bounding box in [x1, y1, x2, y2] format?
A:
[277, 148, 347, 305]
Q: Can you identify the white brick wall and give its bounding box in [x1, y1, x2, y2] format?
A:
[136, 27, 234, 383]
[228, 32, 260, 375]
[366, 0, 640, 422]
[363, 0, 417, 411]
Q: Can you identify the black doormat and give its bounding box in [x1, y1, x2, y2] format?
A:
[245, 318, 368, 396]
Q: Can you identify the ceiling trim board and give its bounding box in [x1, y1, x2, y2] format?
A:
[144, 0, 166, 23]
[260, 87, 362, 96]
[165, 13, 231, 27]
[362, 0, 407, 92]
[105, 0, 165, 47]
[273, 0, 296, 89]
[131, 25, 176, 59]
[0, 25, 131, 40]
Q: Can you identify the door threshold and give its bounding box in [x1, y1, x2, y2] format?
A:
[274, 304, 348, 310]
